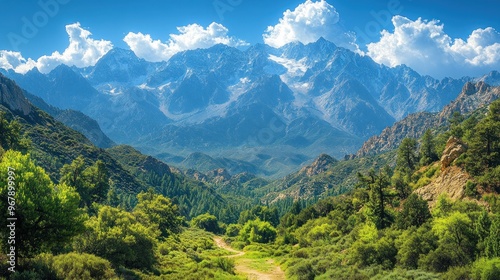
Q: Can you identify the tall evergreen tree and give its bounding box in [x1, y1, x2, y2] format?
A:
[396, 138, 419, 175]
[358, 168, 393, 229]
[420, 129, 438, 166]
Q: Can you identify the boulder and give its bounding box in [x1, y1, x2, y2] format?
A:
[440, 136, 467, 170]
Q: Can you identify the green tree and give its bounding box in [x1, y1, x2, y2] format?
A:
[238, 205, 280, 227]
[191, 213, 220, 234]
[75, 205, 157, 269]
[82, 160, 109, 205]
[0, 151, 85, 257]
[485, 214, 500, 258]
[449, 111, 465, 138]
[61, 157, 110, 208]
[396, 138, 419, 175]
[51, 252, 118, 280]
[430, 212, 478, 268]
[0, 112, 30, 153]
[396, 193, 431, 229]
[466, 100, 500, 178]
[471, 258, 500, 280]
[358, 168, 394, 229]
[60, 156, 87, 203]
[420, 129, 439, 166]
[239, 218, 277, 244]
[134, 190, 183, 238]
[392, 171, 411, 200]
[396, 224, 437, 269]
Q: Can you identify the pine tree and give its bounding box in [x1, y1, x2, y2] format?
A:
[420, 129, 438, 166]
[358, 168, 393, 229]
[396, 138, 419, 175]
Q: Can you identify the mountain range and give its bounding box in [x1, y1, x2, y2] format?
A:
[2, 38, 499, 177]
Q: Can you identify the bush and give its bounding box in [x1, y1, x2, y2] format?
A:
[51, 252, 118, 280]
[238, 219, 277, 244]
[464, 180, 478, 198]
[471, 258, 500, 280]
[191, 213, 220, 234]
[213, 257, 235, 274]
[442, 266, 471, 280]
[225, 224, 241, 237]
[287, 261, 315, 280]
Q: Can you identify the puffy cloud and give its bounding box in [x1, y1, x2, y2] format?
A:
[124, 22, 249, 62]
[263, 0, 359, 52]
[0, 23, 113, 74]
[36, 22, 113, 73]
[0, 51, 36, 73]
[367, 16, 500, 78]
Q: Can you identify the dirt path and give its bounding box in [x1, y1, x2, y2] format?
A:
[213, 236, 286, 280]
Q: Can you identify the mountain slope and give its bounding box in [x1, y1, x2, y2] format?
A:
[2, 39, 486, 176]
[0, 74, 237, 219]
[356, 81, 500, 157]
[23, 91, 115, 148]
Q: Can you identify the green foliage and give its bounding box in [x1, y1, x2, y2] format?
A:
[239, 218, 277, 244]
[74, 205, 157, 269]
[0, 112, 30, 153]
[51, 252, 118, 280]
[0, 150, 86, 257]
[471, 258, 500, 280]
[134, 189, 183, 238]
[358, 168, 394, 229]
[396, 193, 431, 229]
[420, 129, 439, 166]
[395, 224, 437, 269]
[485, 215, 500, 258]
[60, 156, 110, 208]
[396, 138, 419, 175]
[191, 213, 220, 234]
[465, 100, 500, 185]
[238, 205, 280, 227]
[465, 180, 479, 198]
[226, 223, 242, 237]
[425, 212, 478, 271]
[449, 111, 465, 138]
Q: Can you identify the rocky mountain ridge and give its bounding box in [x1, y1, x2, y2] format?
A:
[356, 81, 500, 157]
[1, 39, 492, 176]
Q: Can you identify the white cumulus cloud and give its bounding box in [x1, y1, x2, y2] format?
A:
[263, 0, 359, 52]
[0, 23, 113, 74]
[367, 16, 500, 78]
[0, 51, 36, 73]
[123, 22, 249, 62]
[36, 22, 113, 73]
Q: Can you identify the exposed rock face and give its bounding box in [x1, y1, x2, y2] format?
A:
[440, 137, 468, 170]
[356, 82, 500, 158]
[438, 81, 500, 124]
[142, 156, 172, 178]
[184, 169, 209, 182]
[0, 74, 32, 115]
[300, 154, 337, 176]
[356, 112, 438, 157]
[415, 165, 470, 206]
[415, 137, 470, 206]
[206, 168, 232, 184]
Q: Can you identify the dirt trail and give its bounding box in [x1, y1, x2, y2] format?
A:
[213, 236, 286, 280]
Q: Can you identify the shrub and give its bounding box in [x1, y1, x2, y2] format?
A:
[238, 219, 277, 244]
[51, 252, 118, 280]
[471, 258, 500, 280]
[191, 213, 220, 234]
[225, 224, 242, 237]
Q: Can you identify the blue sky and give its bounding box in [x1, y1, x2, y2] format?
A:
[1, 0, 499, 78]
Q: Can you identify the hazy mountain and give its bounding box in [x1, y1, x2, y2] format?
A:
[2, 38, 488, 176]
